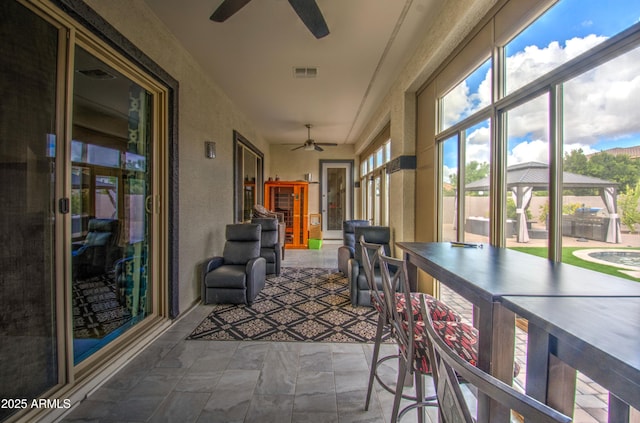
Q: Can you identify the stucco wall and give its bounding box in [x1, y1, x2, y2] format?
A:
[83, 0, 270, 314]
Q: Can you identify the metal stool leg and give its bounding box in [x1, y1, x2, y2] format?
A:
[365, 312, 386, 410]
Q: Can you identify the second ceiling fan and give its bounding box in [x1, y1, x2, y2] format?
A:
[210, 0, 330, 39]
[291, 124, 337, 152]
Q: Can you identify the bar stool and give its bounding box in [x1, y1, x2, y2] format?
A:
[418, 294, 571, 423]
[378, 250, 482, 423]
[359, 237, 462, 412]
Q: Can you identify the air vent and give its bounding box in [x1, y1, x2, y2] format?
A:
[293, 67, 318, 78]
[77, 68, 116, 80]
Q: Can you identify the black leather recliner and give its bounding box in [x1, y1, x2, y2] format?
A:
[348, 226, 391, 307]
[251, 217, 281, 276]
[202, 224, 266, 306]
[72, 218, 120, 279]
[338, 219, 370, 275]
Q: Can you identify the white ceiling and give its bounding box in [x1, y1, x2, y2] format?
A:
[143, 0, 443, 146]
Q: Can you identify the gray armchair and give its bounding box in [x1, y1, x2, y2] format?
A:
[202, 224, 266, 306]
[251, 217, 281, 276]
[348, 226, 391, 307]
[338, 220, 370, 275]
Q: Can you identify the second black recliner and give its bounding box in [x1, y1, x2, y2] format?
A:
[348, 226, 391, 307]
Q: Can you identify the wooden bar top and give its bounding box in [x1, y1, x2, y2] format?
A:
[396, 242, 640, 300]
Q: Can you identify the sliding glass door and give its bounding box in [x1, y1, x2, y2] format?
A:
[1, 1, 170, 419]
[0, 2, 61, 420]
[71, 46, 154, 363]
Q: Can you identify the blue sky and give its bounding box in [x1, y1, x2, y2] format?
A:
[441, 0, 640, 175]
[507, 0, 640, 55]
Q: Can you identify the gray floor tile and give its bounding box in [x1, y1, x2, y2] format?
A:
[174, 370, 224, 392]
[245, 394, 294, 423]
[294, 392, 338, 413]
[148, 391, 210, 423]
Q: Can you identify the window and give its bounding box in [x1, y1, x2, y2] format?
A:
[360, 140, 391, 225]
[441, 59, 492, 130]
[234, 131, 263, 223]
[436, 0, 640, 266]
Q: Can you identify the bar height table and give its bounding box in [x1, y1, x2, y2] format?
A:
[395, 242, 640, 422]
[500, 296, 640, 422]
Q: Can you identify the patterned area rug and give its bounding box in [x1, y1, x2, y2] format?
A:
[73, 274, 132, 339]
[188, 267, 389, 343]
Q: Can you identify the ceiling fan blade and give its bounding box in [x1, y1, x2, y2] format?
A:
[287, 0, 330, 39]
[314, 145, 324, 152]
[291, 145, 305, 151]
[316, 143, 338, 147]
[210, 0, 252, 22]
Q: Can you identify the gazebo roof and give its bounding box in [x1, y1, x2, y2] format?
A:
[465, 161, 618, 191]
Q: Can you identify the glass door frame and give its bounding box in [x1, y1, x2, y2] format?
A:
[320, 160, 354, 239]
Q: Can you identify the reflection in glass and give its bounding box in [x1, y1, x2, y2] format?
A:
[71, 46, 152, 363]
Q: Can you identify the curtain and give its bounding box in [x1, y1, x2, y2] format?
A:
[512, 186, 533, 243]
[601, 187, 621, 243]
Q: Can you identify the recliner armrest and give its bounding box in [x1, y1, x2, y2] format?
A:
[348, 258, 362, 306]
[203, 256, 224, 278]
[338, 245, 355, 275]
[246, 257, 267, 303]
[246, 256, 266, 275]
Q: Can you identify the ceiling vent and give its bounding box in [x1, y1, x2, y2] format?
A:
[293, 67, 318, 78]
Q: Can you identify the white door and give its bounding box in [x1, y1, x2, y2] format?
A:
[321, 161, 353, 239]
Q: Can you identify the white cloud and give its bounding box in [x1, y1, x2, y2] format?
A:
[507, 139, 549, 165]
[442, 34, 640, 165]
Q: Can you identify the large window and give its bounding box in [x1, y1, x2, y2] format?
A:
[361, 140, 391, 225]
[437, 0, 640, 267]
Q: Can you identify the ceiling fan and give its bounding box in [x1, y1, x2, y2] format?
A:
[291, 124, 337, 151]
[210, 0, 330, 39]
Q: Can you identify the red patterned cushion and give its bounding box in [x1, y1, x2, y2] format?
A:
[372, 292, 462, 323]
[408, 320, 521, 377]
[412, 320, 479, 374]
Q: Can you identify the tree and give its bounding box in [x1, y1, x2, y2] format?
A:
[618, 182, 640, 233]
[448, 160, 489, 186]
[588, 152, 640, 193]
[563, 148, 589, 174]
[563, 149, 640, 195]
[448, 161, 489, 197]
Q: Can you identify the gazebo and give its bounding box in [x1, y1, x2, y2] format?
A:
[465, 161, 621, 243]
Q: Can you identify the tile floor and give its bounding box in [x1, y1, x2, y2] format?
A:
[61, 241, 612, 423]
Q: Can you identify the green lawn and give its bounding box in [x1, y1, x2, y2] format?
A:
[508, 246, 640, 282]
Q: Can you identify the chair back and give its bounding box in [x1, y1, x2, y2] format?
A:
[353, 226, 390, 264]
[251, 217, 278, 248]
[359, 236, 387, 314]
[343, 219, 370, 249]
[418, 296, 572, 423]
[378, 252, 414, 371]
[223, 223, 261, 264]
[253, 204, 284, 222]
